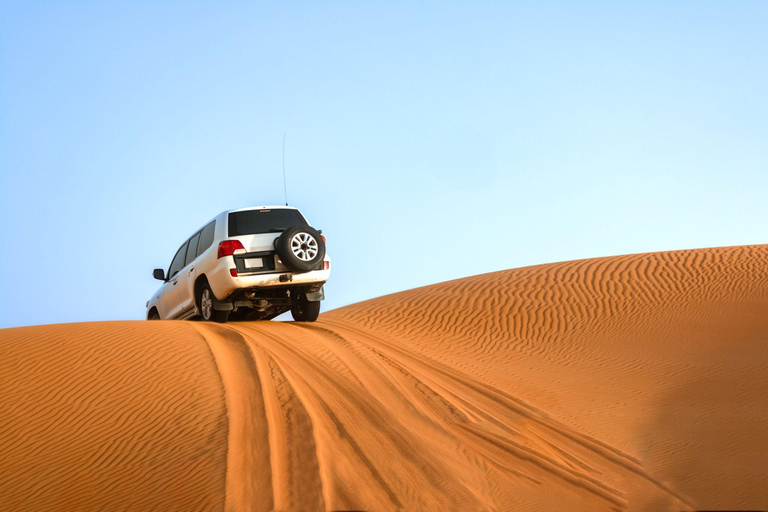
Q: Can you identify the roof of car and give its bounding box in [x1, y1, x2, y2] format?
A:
[225, 205, 300, 214]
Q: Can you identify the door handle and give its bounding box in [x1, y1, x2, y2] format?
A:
[189, 267, 194, 273]
[172, 280, 178, 286]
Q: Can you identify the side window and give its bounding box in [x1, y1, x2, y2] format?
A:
[197, 220, 216, 257]
[168, 241, 188, 279]
[185, 233, 201, 267]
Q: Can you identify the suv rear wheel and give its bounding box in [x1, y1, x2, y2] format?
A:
[291, 293, 320, 322]
[199, 283, 230, 323]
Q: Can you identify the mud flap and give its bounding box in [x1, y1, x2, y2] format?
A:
[306, 287, 325, 302]
[213, 296, 234, 311]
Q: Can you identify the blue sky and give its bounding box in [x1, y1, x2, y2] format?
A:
[1, 1, 766, 328]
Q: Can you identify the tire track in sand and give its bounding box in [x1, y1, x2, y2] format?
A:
[217, 324, 327, 512]
[192, 324, 273, 512]
[195, 322, 329, 511]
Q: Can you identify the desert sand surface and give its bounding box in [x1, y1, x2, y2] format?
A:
[1, 245, 767, 511]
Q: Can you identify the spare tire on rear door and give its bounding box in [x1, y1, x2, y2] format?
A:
[275, 225, 326, 272]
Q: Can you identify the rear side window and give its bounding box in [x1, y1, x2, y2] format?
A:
[228, 209, 307, 237]
[169, 241, 188, 279]
[197, 220, 215, 257]
[185, 233, 201, 266]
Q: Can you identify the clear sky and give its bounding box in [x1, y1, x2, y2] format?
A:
[1, 2, 766, 328]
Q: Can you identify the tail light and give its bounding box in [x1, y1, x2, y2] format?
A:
[321, 235, 326, 243]
[230, 268, 238, 277]
[323, 261, 330, 270]
[218, 240, 245, 259]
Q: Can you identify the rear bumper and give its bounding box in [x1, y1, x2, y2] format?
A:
[207, 256, 330, 300]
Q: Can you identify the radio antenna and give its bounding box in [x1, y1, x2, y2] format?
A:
[282, 133, 288, 206]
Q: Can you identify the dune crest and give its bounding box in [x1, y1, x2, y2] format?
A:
[1, 245, 767, 510]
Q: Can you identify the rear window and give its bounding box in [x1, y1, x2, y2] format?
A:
[228, 209, 307, 237]
[197, 220, 215, 257]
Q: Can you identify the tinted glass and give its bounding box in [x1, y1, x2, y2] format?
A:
[185, 233, 201, 266]
[228, 209, 307, 237]
[197, 220, 215, 257]
[168, 241, 188, 279]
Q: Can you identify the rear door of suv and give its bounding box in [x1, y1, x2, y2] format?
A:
[227, 208, 308, 274]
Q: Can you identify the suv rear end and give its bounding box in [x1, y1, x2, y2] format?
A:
[205, 207, 330, 321]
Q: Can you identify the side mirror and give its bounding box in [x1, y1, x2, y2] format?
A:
[153, 268, 166, 281]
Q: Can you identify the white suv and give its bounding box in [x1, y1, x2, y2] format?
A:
[146, 206, 330, 323]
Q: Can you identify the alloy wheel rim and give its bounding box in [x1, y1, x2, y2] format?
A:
[201, 289, 212, 319]
[290, 232, 318, 261]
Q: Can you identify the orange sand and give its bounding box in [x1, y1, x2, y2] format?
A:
[1, 245, 767, 510]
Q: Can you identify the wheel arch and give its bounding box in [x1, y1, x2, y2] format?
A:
[147, 307, 160, 320]
[193, 274, 210, 310]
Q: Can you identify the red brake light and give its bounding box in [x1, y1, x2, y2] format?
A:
[218, 240, 245, 259]
[321, 235, 326, 243]
[323, 261, 330, 270]
[230, 268, 238, 277]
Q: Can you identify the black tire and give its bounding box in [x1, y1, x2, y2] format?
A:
[198, 283, 230, 323]
[275, 225, 326, 272]
[291, 295, 321, 322]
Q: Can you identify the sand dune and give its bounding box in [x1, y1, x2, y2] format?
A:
[1, 245, 767, 511]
